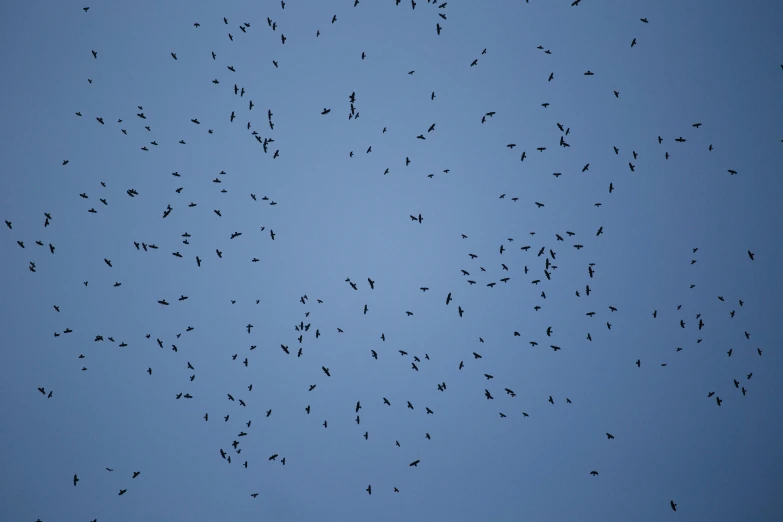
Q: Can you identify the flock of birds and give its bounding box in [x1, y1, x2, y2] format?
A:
[6, 2, 778, 520]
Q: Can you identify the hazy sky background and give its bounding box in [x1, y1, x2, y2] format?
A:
[1, 1, 782, 521]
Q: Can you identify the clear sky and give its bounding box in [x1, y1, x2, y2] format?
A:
[1, 1, 782, 521]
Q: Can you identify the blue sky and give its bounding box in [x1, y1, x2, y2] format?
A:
[1, 1, 782, 521]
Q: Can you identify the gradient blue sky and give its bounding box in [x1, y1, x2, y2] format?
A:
[1, 1, 782, 521]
